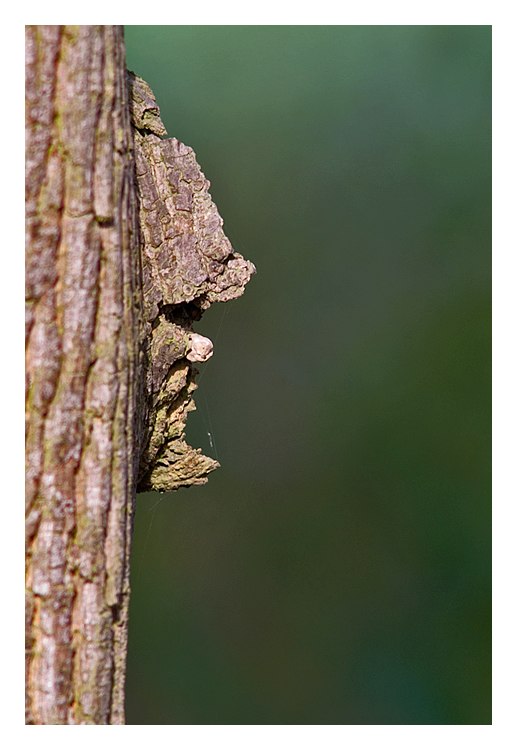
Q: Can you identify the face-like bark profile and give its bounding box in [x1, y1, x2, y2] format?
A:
[25, 27, 254, 724]
[128, 71, 256, 493]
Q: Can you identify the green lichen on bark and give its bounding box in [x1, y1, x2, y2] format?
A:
[128, 71, 255, 493]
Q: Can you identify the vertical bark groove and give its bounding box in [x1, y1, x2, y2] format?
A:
[25, 25, 140, 724]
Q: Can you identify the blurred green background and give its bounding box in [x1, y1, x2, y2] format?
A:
[124, 26, 491, 725]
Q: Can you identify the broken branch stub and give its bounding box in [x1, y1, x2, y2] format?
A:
[129, 72, 255, 493]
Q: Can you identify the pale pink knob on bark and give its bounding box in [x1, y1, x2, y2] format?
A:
[186, 333, 214, 363]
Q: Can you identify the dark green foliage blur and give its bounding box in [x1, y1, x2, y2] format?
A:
[124, 26, 491, 725]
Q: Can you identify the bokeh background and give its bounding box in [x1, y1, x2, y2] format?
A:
[124, 26, 491, 725]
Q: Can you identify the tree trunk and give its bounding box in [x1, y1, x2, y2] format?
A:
[25, 25, 254, 724]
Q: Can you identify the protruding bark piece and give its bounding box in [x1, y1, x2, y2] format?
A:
[128, 71, 255, 493]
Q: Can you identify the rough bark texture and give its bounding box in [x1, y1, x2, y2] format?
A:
[129, 71, 256, 492]
[25, 25, 254, 725]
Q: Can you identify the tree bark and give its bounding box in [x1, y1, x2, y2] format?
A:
[25, 25, 254, 724]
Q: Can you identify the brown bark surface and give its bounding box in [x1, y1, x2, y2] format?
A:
[25, 25, 254, 724]
[128, 71, 255, 492]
